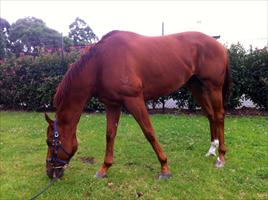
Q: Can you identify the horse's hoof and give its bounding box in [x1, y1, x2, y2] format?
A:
[95, 171, 107, 179]
[158, 172, 172, 180]
[215, 157, 225, 168]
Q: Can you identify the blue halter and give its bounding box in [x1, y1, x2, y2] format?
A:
[46, 118, 71, 168]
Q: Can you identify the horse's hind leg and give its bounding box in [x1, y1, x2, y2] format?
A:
[187, 77, 219, 157]
[124, 96, 171, 179]
[189, 84, 226, 167]
[96, 105, 121, 178]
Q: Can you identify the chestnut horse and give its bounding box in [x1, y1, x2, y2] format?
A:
[45, 31, 230, 179]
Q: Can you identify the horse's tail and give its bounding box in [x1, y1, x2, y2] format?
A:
[222, 53, 232, 106]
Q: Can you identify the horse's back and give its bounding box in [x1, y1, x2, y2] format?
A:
[96, 31, 228, 100]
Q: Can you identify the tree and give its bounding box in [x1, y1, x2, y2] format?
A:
[0, 18, 11, 60]
[69, 17, 98, 46]
[9, 17, 62, 56]
[63, 36, 74, 52]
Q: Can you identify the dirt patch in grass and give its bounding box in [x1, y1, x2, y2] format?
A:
[79, 156, 96, 164]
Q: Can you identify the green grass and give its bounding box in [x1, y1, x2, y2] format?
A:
[0, 112, 267, 200]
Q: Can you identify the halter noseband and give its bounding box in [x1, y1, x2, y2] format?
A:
[46, 118, 71, 169]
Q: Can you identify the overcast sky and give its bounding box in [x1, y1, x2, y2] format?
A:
[1, 0, 267, 48]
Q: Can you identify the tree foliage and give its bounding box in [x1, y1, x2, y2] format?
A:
[0, 17, 99, 59]
[0, 18, 11, 60]
[69, 17, 98, 46]
[8, 17, 62, 57]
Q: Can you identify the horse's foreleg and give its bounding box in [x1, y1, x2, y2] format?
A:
[96, 105, 121, 178]
[124, 96, 171, 179]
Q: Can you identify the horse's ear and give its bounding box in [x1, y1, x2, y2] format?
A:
[44, 113, 53, 125]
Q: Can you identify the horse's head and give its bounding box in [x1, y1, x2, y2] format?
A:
[44, 113, 77, 179]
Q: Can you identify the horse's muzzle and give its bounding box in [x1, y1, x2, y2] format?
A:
[46, 167, 65, 179]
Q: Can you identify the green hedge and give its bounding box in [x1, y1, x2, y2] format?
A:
[0, 45, 267, 111]
[227, 44, 267, 110]
[244, 47, 268, 109]
[0, 52, 75, 110]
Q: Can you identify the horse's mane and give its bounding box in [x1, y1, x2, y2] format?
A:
[53, 31, 119, 108]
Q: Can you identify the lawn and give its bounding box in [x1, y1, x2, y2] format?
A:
[0, 112, 267, 199]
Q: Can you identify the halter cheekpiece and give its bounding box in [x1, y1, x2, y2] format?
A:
[46, 118, 72, 169]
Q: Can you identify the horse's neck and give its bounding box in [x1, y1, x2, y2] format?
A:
[56, 62, 96, 135]
[55, 104, 81, 138]
[55, 95, 88, 143]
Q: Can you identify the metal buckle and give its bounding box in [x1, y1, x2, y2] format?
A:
[53, 164, 68, 169]
[54, 131, 59, 138]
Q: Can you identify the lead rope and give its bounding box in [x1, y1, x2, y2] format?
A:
[30, 167, 66, 200]
[29, 178, 58, 200]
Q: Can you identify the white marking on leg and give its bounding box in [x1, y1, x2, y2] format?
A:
[205, 139, 219, 157]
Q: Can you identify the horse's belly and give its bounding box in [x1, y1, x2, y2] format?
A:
[142, 80, 183, 100]
[141, 65, 192, 100]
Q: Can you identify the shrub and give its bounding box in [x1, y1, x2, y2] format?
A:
[226, 43, 248, 109]
[244, 47, 268, 110]
[0, 51, 78, 110]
